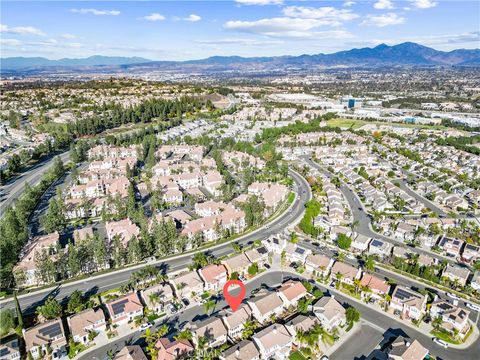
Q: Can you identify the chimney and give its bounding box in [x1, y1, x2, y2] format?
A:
[331, 294, 335, 299]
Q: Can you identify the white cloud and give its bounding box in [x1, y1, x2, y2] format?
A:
[224, 17, 352, 38]
[235, 0, 283, 5]
[61, 33, 77, 39]
[68, 43, 84, 48]
[195, 38, 284, 46]
[411, 0, 437, 9]
[343, 1, 356, 7]
[361, 13, 405, 27]
[144, 13, 166, 21]
[71, 9, 120, 16]
[0, 23, 45, 36]
[374, 0, 395, 10]
[0, 38, 22, 47]
[178, 14, 202, 22]
[281, 6, 359, 23]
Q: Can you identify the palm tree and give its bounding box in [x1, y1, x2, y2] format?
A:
[148, 293, 161, 311]
[242, 319, 256, 339]
[143, 328, 158, 358]
[203, 300, 216, 315]
[175, 329, 192, 341]
[353, 278, 361, 295]
[156, 324, 169, 338]
[432, 316, 443, 331]
[382, 294, 391, 311]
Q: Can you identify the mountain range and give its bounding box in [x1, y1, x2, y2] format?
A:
[1, 42, 479, 73]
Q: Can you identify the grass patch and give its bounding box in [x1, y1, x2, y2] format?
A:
[431, 329, 463, 345]
[147, 313, 160, 322]
[326, 118, 449, 131]
[289, 351, 308, 360]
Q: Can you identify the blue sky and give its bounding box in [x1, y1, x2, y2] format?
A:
[1, 1, 479, 60]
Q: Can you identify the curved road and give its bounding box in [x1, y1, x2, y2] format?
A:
[79, 270, 479, 360]
[0, 151, 70, 216]
[303, 157, 463, 267]
[0, 169, 312, 314]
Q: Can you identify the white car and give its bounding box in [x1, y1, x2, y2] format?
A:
[466, 302, 480, 311]
[139, 322, 153, 331]
[433, 337, 449, 348]
[446, 292, 460, 300]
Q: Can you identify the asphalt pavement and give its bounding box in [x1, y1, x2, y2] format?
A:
[0, 151, 70, 216]
[80, 270, 480, 360]
[0, 169, 312, 314]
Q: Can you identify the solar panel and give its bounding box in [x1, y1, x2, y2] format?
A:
[39, 323, 62, 338]
[296, 247, 305, 255]
[111, 299, 129, 315]
[0, 348, 9, 356]
[257, 246, 268, 255]
[395, 288, 414, 301]
[371, 239, 383, 247]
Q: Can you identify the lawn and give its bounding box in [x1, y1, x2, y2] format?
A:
[431, 329, 463, 345]
[326, 118, 449, 131]
[289, 351, 308, 360]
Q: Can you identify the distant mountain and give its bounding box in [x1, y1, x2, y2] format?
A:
[1, 42, 479, 73]
[0, 55, 151, 70]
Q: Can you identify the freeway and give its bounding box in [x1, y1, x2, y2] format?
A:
[0, 169, 312, 314]
[0, 151, 70, 216]
[303, 157, 462, 267]
[80, 270, 480, 360]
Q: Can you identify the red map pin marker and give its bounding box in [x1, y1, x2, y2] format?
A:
[223, 279, 246, 312]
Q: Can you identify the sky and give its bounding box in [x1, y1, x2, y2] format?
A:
[1, 0, 479, 60]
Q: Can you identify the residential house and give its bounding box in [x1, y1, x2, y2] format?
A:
[368, 239, 393, 259]
[219, 340, 260, 360]
[67, 308, 106, 345]
[394, 223, 416, 242]
[430, 301, 471, 338]
[471, 271, 480, 291]
[387, 337, 429, 360]
[199, 264, 228, 291]
[155, 338, 193, 360]
[284, 315, 317, 343]
[277, 280, 307, 308]
[244, 246, 269, 268]
[106, 292, 144, 326]
[264, 235, 287, 254]
[312, 296, 346, 331]
[442, 264, 471, 287]
[23, 319, 67, 360]
[0, 338, 21, 360]
[284, 244, 311, 265]
[171, 271, 204, 300]
[114, 345, 147, 360]
[462, 243, 480, 263]
[351, 234, 371, 253]
[105, 218, 140, 247]
[360, 273, 390, 301]
[221, 253, 251, 278]
[390, 286, 427, 321]
[73, 226, 94, 243]
[330, 261, 362, 285]
[14, 232, 60, 287]
[252, 323, 292, 360]
[190, 317, 228, 348]
[220, 304, 252, 340]
[140, 283, 174, 313]
[438, 237, 465, 258]
[304, 254, 334, 277]
[247, 291, 285, 324]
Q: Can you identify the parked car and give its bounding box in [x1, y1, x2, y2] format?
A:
[446, 292, 460, 301]
[466, 302, 480, 311]
[433, 337, 449, 348]
[168, 304, 177, 313]
[181, 298, 190, 307]
[140, 322, 153, 331]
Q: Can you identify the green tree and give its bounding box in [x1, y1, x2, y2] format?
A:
[36, 296, 62, 320]
[247, 263, 259, 276]
[14, 292, 23, 330]
[67, 290, 84, 314]
[42, 198, 66, 233]
[0, 308, 16, 337]
[337, 234, 352, 250]
[346, 307, 360, 325]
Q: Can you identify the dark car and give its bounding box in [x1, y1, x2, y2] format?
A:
[181, 298, 190, 307]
